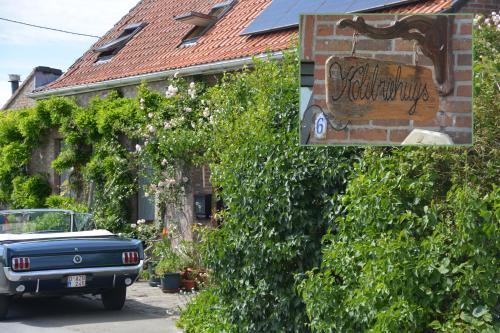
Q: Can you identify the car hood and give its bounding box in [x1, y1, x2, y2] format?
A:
[0, 230, 113, 242]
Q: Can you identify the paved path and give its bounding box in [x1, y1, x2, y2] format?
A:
[0, 281, 194, 333]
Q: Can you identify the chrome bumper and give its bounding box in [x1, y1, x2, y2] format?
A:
[3, 260, 143, 282]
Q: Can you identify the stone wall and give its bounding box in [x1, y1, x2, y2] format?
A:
[67, 78, 212, 240]
[28, 129, 63, 193]
[3, 75, 36, 110]
[301, 14, 473, 145]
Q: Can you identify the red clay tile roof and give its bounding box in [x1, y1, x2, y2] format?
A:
[45, 0, 295, 90]
[43, 0, 455, 91]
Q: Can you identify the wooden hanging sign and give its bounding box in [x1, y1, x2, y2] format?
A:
[325, 57, 439, 121]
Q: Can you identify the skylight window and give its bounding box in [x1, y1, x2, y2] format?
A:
[94, 22, 146, 63]
[175, 0, 235, 48]
[241, 0, 419, 36]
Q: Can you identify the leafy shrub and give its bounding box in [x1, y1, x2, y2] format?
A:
[0, 106, 52, 206]
[154, 237, 183, 275]
[45, 195, 87, 212]
[297, 148, 499, 332]
[297, 16, 499, 332]
[11, 174, 52, 208]
[177, 289, 236, 333]
[178, 53, 357, 332]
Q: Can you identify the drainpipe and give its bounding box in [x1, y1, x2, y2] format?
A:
[8, 74, 21, 94]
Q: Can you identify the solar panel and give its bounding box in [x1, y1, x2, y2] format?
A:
[346, 0, 420, 12]
[241, 0, 419, 36]
[241, 0, 340, 36]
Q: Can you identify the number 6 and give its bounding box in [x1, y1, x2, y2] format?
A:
[314, 113, 326, 139]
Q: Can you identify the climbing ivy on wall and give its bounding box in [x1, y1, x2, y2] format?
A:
[0, 77, 210, 232]
[0, 104, 52, 207]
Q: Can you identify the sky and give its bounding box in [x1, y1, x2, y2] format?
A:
[0, 0, 139, 107]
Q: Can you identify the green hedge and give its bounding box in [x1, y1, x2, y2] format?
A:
[177, 53, 358, 332]
[297, 149, 499, 332]
[297, 15, 499, 333]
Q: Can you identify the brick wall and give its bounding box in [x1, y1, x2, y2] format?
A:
[191, 165, 212, 195]
[458, 0, 500, 13]
[301, 14, 473, 145]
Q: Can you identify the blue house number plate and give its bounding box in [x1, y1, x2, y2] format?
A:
[67, 275, 86, 288]
[314, 112, 327, 139]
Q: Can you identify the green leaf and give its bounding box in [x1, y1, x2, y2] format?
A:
[437, 265, 450, 275]
[429, 320, 441, 329]
[472, 305, 488, 318]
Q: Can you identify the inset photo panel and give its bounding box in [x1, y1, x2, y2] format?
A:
[299, 13, 473, 146]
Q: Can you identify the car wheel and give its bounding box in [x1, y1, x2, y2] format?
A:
[0, 295, 9, 320]
[101, 286, 126, 310]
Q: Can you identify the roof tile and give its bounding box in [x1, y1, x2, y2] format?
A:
[44, 0, 454, 91]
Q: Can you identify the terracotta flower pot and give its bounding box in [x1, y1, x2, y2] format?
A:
[181, 279, 196, 290]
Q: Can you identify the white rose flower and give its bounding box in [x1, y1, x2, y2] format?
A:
[184, 107, 192, 113]
[203, 108, 210, 118]
[147, 124, 156, 133]
[189, 82, 196, 89]
[140, 98, 145, 110]
[164, 121, 172, 129]
[166, 85, 178, 98]
[188, 89, 196, 99]
[135, 144, 142, 152]
[148, 112, 154, 119]
[131, 223, 137, 229]
[161, 158, 168, 166]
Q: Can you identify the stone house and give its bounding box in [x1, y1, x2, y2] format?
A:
[23, 0, 499, 236]
[1, 67, 63, 203]
[2, 66, 61, 111]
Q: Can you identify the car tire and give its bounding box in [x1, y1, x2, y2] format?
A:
[0, 295, 9, 320]
[101, 286, 126, 311]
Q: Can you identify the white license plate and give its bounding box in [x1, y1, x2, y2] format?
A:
[67, 275, 86, 288]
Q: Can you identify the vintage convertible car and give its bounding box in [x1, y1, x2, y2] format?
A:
[0, 209, 143, 320]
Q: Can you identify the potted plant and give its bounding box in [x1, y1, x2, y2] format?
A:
[153, 238, 183, 293]
[181, 268, 197, 291]
[155, 256, 182, 293]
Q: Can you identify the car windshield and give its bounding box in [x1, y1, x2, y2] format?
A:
[0, 210, 95, 234]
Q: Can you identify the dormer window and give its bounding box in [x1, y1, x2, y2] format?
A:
[175, 0, 235, 48]
[94, 22, 146, 63]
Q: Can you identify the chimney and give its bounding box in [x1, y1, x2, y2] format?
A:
[8, 74, 21, 94]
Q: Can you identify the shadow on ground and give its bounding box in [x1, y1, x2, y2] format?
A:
[4, 294, 175, 327]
